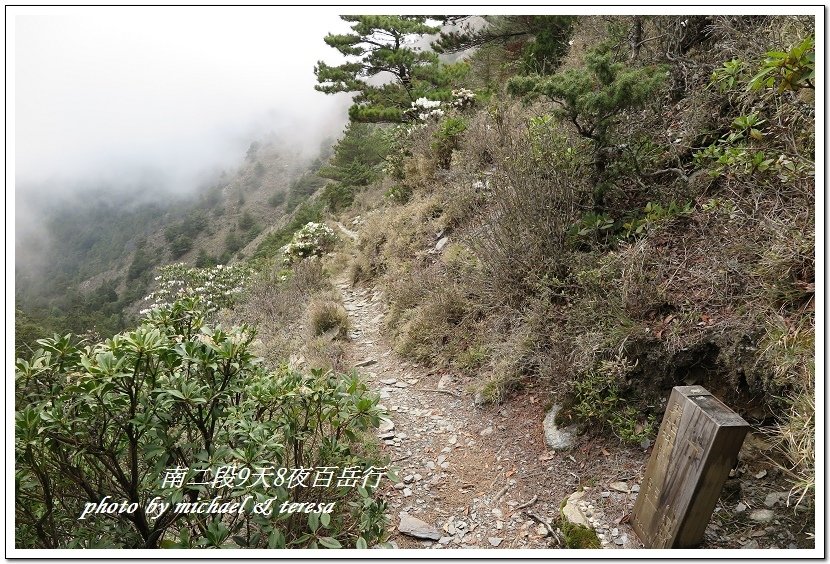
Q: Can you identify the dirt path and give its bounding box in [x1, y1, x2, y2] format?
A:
[335, 221, 358, 241]
[334, 276, 649, 550]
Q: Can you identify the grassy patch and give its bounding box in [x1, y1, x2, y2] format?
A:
[307, 298, 350, 340]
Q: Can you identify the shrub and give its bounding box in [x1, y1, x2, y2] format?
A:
[15, 298, 389, 549]
[384, 184, 413, 205]
[169, 234, 193, 258]
[348, 253, 372, 286]
[748, 35, 815, 92]
[282, 222, 338, 266]
[508, 44, 665, 208]
[222, 260, 328, 368]
[322, 182, 356, 212]
[472, 164, 588, 306]
[565, 354, 656, 445]
[432, 116, 468, 168]
[225, 231, 243, 254]
[268, 191, 287, 207]
[142, 263, 252, 316]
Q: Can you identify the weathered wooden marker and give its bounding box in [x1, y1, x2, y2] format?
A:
[632, 386, 750, 548]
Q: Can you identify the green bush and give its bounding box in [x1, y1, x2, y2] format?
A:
[142, 263, 252, 316]
[748, 35, 815, 92]
[384, 184, 413, 204]
[268, 191, 287, 208]
[508, 45, 665, 208]
[253, 201, 325, 261]
[321, 182, 356, 212]
[432, 116, 468, 168]
[169, 235, 193, 258]
[15, 298, 388, 549]
[567, 354, 656, 445]
[225, 231, 243, 254]
[282, 223, 338, 266]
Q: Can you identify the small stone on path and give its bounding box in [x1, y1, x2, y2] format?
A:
[749, 508, 775, 522]
[764, 492, 788, 508]
[398, 513, 441, 540]
[378, 419, 395, 433]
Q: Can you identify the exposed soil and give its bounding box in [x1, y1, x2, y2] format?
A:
[334, 241, 814, 551]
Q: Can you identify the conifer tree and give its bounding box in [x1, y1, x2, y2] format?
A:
[315, 16, 465, 122]
[508, 45, 665, 209]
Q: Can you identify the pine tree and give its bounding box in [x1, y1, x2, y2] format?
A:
[315, 16, 462, 122]
[508, 45, 665, 209]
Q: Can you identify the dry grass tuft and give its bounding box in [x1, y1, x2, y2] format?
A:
[773, 385, 815, 508]
[348, 252, 372, 286]
[306, 298, 350, 341]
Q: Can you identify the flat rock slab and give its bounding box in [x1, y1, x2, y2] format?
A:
[561, 490, 591, 528]
[609, 481, 630, 493]
[398, 513, 441, 540]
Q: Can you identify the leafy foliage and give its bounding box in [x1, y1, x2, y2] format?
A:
[432, 116, 468, 169]
[566, 355, 656, 445]
[142, 263, 252, 316]
[748, 35, 815, 92]
[282, 223, 338, 266]
[15, 298, 388, 548]
[621, 201, 692, 239]
[696, 45, 815, 185]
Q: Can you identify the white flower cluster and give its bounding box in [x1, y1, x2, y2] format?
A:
[410, 97, 445, 121]
[142, 262, 251, 316]
[451, 88, 476, 110]
[282, 222, 338, 266]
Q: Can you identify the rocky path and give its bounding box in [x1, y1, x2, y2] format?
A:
[335, 277, 648, 550]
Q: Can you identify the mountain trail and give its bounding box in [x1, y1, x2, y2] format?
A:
[334, 275, 645, 549]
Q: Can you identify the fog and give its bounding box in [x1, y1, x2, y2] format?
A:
[13, 7, 357, 198]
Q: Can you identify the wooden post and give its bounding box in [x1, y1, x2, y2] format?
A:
[631, 386, 750, 548]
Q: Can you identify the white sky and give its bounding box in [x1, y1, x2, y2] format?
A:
[12, 7, 355, 192]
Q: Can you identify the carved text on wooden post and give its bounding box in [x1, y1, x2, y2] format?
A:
[632, 386, 749, 548]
